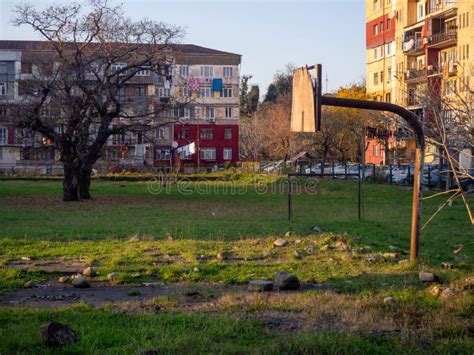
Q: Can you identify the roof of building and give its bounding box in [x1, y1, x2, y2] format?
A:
[0, 40, 241, 65]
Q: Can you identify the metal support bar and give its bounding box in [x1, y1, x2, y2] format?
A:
[320, 95, 425, 261]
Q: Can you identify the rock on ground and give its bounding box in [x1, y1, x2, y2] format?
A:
[419, 271, 439, 283]
[248, 280, 274, 292]
[72, 277, 91, 289]
[107, 273, 118, 282]
[40, 322, 78, 346]
[24, 280, 37, 288]
[82, 267, 97, 277]
[273, 238, 288, 247]
[383, 296, 395, 304]
[274, 271, 300, 290]
[293, 251, 303, 260]
[58, 276, 70, 283]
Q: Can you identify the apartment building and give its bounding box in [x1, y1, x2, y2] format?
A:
[365, 0, 473, 167]
[0, 41, 241, 173]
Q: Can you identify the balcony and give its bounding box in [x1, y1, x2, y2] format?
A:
[404, 66, 442, 82]
[429, 29, 457, 47]
[428, 0, 457, 14]
[403, 38, 424, 55]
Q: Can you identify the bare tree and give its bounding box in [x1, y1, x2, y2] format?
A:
[10, 0, 183, 201]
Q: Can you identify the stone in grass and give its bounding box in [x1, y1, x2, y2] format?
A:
[217, 252, 231, 261]
[430, 285, 443, 297]
[312, 226, 323, 233]
[383, 296, 395, 304]
[24, 280, 37, 288]
[248, 280, 274, 292]
[274, 271, 300, 290]
[293, 251, 303, 260]
[419, 271, 439, 283]
[72, 277, 91, 289]
[58, 276, 70, 284]
[107, 272, 118, 282]
[128, 234, 140, 242]
[273, 238, 288, 247]
[285, 231, 292, 237]
[82, 267, 97, 277]
[441, 262, 453, 269]
[40, 322, 78, 346]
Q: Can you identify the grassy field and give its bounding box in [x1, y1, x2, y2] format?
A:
[0, 177, 473, 353]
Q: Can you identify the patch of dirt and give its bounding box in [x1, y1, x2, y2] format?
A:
[1, 282, 243, 308]
[6, 258, 85, 274]
[0, 195, 160, 209]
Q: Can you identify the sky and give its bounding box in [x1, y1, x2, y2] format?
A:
[0, 0, 366, 96]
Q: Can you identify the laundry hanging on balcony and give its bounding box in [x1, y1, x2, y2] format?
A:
[291, 66, 315, 132]
[211, 78, 223, 92]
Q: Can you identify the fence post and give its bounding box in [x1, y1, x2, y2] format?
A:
[332, 162, 335, 179]
[344, 162, 348, 179]
[407, 165, 411, 185]
[389, 164, 393, 185]
[427, 165, 431, 188]
[373, 164, 376, 183]
[288, 175, 292, 221]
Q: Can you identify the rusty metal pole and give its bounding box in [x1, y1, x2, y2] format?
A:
[320, 96, 425, 262]
[410, 148, 423, 260]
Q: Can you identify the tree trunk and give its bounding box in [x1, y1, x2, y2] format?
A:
[62, 158, 92, 201]
[78, 167, 92, 200]
[63, 158, 80, 202]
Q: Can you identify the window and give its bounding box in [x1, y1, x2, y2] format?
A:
[200, 128, 213, 139]
[135, 85, 147, 96]
[0, 82, 5, 96]
[200, 148, 216, 161]
[373, 48, 378, 60]
[444, 79, 457, 96]
[224, 128, 232, 139]
[180, 128, 189, 139]
[199, 86, 211, 98]
[373, 24, 378, 35]
[0, 62, 6, 74]
[181, 86, 189, 97]
[222, 86, 233, 98]
[182, 107, 191, 119]
[225, 107, 233, 118]
[156, 127, 165, 140]
[373, 0, 379, 12]
[156, 148, 171, 160]
[179, 65, 189, 77]
[417, 1, 425, 21]
[385, 92, 391, 103]
[387, 67, 392, 81]
[136, 67, 150, 76]
[201, 66, 213, 77]
[118, 86, 126, 98]
[223, 67, 233, 77]
[373, 144, 380, 157]
[111, 63, 126, 75]
[156, 87, 171, 97]
[380, 21, 384, 32]
[0, 127, 6, 145]
[223, 148, 232, 160]
[205, 107, 215, 119]
[380, 71, 384, 83]
[373, 72, 379, 85]
[386, 19, 391, 30]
